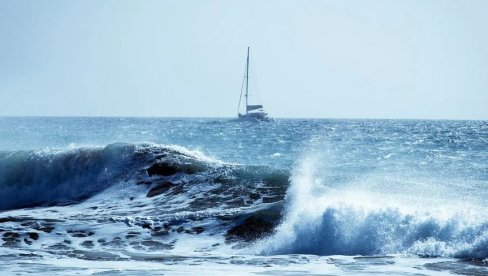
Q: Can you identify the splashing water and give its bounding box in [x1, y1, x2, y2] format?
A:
[1, 117, 487, 274]
[257, 149, 488, 260]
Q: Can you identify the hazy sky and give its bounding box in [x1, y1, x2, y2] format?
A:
[1, 0, 487, 119]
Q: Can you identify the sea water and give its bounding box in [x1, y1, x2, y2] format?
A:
[0, 117, 487, 275]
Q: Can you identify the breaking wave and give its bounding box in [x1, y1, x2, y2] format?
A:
[0, 143, 219, 210]
[0, 143, 288, 212]
[1, 142, 487, 261]
[0, 144, 137, 210]
[257, 154, 488, 260]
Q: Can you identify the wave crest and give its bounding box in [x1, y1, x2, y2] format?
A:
[0, 143, 226, 210]
[257, 153, 488, 260]
[0, 144, 138, 210]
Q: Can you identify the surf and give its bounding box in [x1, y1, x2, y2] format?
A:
[256, 151, 488, 260]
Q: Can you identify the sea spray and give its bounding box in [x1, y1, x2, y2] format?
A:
[255, 152, 325, 255]
[256, 149, 488, 259]
[0, 118, 487, 274]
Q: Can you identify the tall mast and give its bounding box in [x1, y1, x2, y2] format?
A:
[245, 47, 250, 114]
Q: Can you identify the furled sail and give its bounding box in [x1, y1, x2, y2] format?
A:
[246, 105, 263, 112]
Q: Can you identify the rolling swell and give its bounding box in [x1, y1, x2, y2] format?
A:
[0, 143, 289, 220]
[0, 143, 146, 210]
[0, 143, 291, 254]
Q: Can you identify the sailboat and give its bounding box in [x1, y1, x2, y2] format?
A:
[237, 47, 271, 121]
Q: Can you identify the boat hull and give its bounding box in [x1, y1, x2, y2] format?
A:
[238, 112, 272, 122]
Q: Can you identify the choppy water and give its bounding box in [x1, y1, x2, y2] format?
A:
[0, 117, 487, 275]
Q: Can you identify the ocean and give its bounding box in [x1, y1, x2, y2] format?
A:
[0, 117, 487, 275]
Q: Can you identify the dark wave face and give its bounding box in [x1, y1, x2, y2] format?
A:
[0, 144, 144, 210]
[0, 143, 289, 210]
[0, 143, 289, 250]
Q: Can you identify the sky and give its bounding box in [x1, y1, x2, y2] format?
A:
[0, 0, 487, 119]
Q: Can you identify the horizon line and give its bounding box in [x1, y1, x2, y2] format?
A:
[0, 115, 486, 122]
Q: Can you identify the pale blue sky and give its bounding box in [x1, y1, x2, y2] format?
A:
[0, 0, 487, 119]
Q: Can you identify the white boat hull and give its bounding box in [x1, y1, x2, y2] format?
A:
[238, 112, 272, 122]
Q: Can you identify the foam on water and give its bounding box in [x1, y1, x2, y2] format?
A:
[0, 118, 487, 274]
[257, 150, 488, 260]
[0, 142, 230, 211]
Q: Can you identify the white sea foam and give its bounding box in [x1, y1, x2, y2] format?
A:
[0, 142, 228, 210]
[0, 118, 487, 274]
[256, 150, 488, 259]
